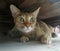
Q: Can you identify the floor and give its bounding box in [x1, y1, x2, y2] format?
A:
[0, 36, 60, 51]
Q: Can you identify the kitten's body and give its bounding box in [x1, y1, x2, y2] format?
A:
[9, 21, 51, 43]
[9, 5, 52, 44]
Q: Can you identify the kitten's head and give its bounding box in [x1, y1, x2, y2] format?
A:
[10, 4, 40, 33]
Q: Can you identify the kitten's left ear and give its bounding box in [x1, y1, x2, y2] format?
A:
[10, 4, 21, 17]
[32, 7, 40, 17]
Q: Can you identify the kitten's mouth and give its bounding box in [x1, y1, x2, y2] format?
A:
[26, 27, 30, 30]
[22, 27, 34, 33]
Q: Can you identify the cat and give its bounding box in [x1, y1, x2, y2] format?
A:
[9, 4, 52, 44]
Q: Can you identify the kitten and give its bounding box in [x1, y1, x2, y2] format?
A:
[9, 4, 52, 44]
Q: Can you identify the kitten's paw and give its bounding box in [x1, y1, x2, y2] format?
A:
[40, 36, 51, 44]
[40, 36, 47, 44]
[20, 36, 29, 43]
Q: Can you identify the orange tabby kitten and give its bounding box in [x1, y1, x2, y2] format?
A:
[9, 4, 52, 44]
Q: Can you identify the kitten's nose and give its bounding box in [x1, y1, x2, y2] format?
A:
[26, 24, 30, 28]
[24, 22, 31, 28]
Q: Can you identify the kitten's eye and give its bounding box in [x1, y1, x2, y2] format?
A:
[19, 17, 24, 22]
[30, 17, 34, 22]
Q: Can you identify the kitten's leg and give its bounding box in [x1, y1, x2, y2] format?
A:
[20, 36, 29, 42]
[39, 21, 52, 44]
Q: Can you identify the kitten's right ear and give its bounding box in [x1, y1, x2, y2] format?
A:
[32, 7, 40, 18]
[10, 4, 20, 17]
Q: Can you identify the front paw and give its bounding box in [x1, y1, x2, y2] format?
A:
[40, 36, 47, 44]
[40, 36, 51, 44]
[20, 36, 29, 43]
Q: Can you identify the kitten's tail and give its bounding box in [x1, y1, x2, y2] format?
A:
[52, 33, 57, 38]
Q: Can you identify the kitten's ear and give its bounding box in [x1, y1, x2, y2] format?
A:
[32, 7, 40, 17]
[10, 4, 21, 17]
